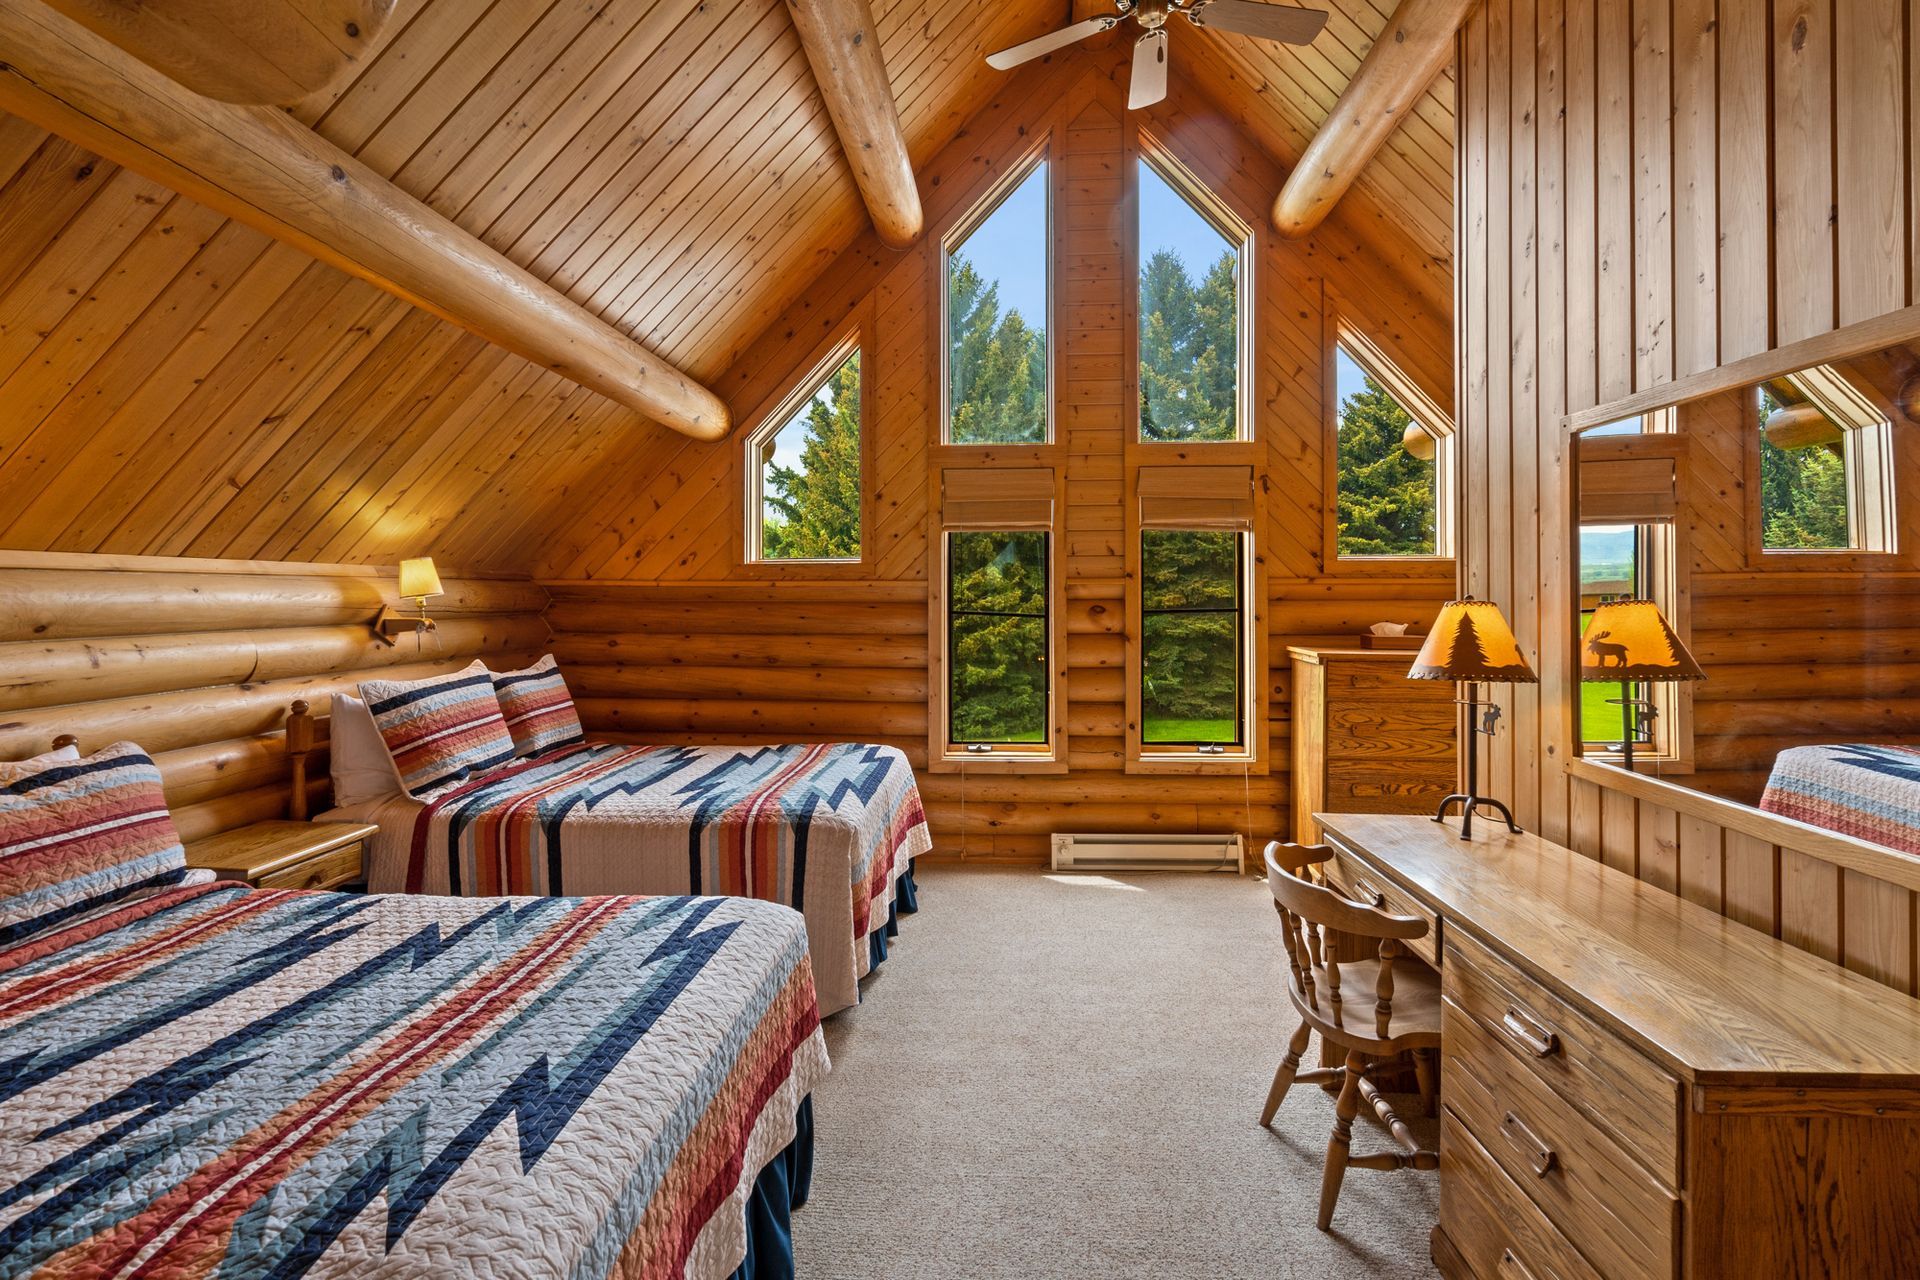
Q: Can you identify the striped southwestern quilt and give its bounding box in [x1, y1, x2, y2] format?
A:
[0, 882, 826, 1278]
[1760, 743, 1920, 856]
[369, 742, 931, 1016]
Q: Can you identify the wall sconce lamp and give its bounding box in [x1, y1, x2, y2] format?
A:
[1577, 598, 1705, 773]
[374, 557, 443, 646]
[1407, 597, 1538, 839]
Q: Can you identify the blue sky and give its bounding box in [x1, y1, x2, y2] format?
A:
[1137, 159, 1234, 282]
[953, 161, 1049, 325]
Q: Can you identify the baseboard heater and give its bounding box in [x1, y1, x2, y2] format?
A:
[1049, 831, 1244, 873]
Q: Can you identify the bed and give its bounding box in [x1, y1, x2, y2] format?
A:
[0, 879, 827, 1278]
[313, 736, 930, 1017]
[1760, 743, 1920, 856]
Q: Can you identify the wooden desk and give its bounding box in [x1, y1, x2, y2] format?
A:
[185, 821, 375, 891]
[1316, 813, 1920, 1280]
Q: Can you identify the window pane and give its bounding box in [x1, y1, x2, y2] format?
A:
[1141, 530, 1241, 746]
[1577, 524, 1647, 746]
[949, 531, 1049, 744]
[1757, 385, 1850, 550]
[757, 349, 860, 560]
[1334, 346, 1438, 556]
[947, 163, 1048, 444]
[1138, 160, 1240, 442]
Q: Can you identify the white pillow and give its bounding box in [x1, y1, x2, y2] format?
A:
[328, 692, 405, 808]
[18, 743, 80, 767]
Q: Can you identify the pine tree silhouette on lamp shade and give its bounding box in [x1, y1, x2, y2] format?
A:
[1407, 598, 1538, 838]
[1578, 598, 1706, 773]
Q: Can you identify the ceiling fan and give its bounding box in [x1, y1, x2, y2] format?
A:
[986, 1, 1330, 111]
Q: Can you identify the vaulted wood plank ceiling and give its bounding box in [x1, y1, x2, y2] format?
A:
[0, 0, 1454, 572]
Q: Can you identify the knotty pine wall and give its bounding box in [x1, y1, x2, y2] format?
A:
[0, 553, 547, 842]
[1461, 0, 1920, 991]
[539, 51, 1455, 863]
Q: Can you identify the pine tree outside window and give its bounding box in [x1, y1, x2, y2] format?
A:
[1140, 529, 1244, 747]
[745, 339, 862, 563]
[1137, 151, 1251, 443]
[946, 531, 1051, 746]
[1755, 368, 1895, 554]
[1330, 333, 1455, 560]
[944, 153, 1050, 445]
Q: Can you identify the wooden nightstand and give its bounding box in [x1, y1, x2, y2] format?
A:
[184, 821, 377, 892]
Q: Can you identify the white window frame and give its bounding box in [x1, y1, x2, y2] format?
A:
[743, 334, 863, 565]
[1330, 327, 1457, 561]
[1757, 366, 1897, 555]
[1135, 141, 1255, 445]
[940, 144, 1052, 447]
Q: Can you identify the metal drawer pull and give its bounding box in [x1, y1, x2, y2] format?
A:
[1499, 1248, 1546, 1280]
[1501, 1005, 1560, 1057]
[1351, 877, 1387, 908]
[1502, 1110, 1557, 1177]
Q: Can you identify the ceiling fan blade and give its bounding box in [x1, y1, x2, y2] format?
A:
[1128, 29, 1169, 110]
[986, 16, 1117, 71]
[1184, 0, 1329, 44]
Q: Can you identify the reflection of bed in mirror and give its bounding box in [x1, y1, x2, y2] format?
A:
[1761, 744, 1920, 857]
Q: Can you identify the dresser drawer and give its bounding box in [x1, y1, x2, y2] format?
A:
[1445, 928, 1681, 1187]
[1440, 1108, 1601, 1280]
[1445, 997, 1678, 1279]
[1325, 843, 1442, 967]
[256, 841, 365, 892]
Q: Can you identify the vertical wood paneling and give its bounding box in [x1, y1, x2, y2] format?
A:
[1835, 0, 1908, 322]
[1773, 0, 1838, 344]
[1463, 0, 1920, 991]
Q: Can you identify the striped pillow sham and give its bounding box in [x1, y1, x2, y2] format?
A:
[360, 660, 518, 798]
[491, 655, 586, 757]
[0, 741, 190, 947]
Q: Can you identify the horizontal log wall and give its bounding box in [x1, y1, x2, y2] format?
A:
[542, 54, 1455, 864]
[0, 553, 547, 840]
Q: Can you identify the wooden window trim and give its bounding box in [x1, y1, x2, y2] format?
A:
[939, 138, 1053, 448]
[1122, 450, 1270, 776]
[1132, 128, 1256, 447]
[1324, 299, 1457, 572]
[736, 317, 872, 577]
[925, 452, 1068, 775]
[1570, 433, 1695, 772]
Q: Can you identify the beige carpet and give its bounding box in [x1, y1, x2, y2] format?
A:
[793, 863, 1439, 1278]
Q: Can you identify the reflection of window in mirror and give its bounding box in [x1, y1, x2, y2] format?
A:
[1575, 514, 1683, 763]
[1332, 328, 1455, 559]
[1755, 369, 1896, 553]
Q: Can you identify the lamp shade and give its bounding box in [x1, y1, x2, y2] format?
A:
[398, 557, 443, 601]
[1408, 597, 1538, 683]
[1579, 599, 1705, 682]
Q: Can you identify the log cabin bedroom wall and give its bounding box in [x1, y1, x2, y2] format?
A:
[537, 48, 1457, 864]
[4, 0, 1920, 1275]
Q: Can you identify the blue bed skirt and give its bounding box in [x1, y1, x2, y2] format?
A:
[731, 1096, 814, 1280]
[865, 859, 920, 970]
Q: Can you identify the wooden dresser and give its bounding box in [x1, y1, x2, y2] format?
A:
[1287, 647, 1454, 842]
[1315, 813, 1920, 1280]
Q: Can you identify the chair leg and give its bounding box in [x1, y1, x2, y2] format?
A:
[1413, 1048, 1437, 1119]
[1260, 1020, 1313, 1126]
[1317, 1050, 1365, 1231]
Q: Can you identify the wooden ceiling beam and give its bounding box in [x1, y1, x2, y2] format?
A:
[785, 0, 923, 249]
[35, 0, 395, 106]
[0, 0, 730, 440]
[1269, 0, 1476, 238]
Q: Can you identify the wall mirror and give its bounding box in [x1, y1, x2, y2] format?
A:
[1568, 328, 1920, 861]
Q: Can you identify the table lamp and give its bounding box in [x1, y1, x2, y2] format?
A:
[1578, 598, 1705, 773]
[1408, 597, 1538, 839]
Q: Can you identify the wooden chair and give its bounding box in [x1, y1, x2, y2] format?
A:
[1258, 840, 1441, 1231]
